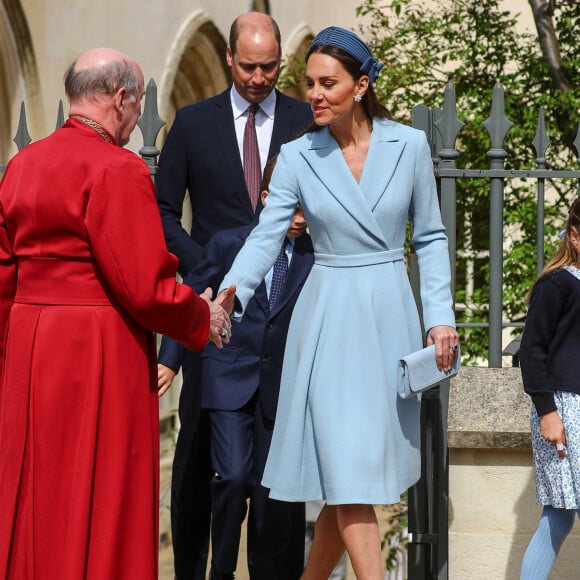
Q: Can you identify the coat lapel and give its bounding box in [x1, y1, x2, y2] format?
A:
[360, 119, 407, 211]
[300, 128, 384, 242]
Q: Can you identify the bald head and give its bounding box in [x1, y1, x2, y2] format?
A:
[65, 48, 145, 146]
[229, 12, 281, 57]
[64, 48, 143, 103]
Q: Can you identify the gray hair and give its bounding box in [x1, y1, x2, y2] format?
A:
[64, 59, 139, 101]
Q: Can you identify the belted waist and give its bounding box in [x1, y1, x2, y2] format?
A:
[314, 248, 404, 267]
[15, 257, 113, 305]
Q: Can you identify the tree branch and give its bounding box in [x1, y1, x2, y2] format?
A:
[529, 0, 571, 91]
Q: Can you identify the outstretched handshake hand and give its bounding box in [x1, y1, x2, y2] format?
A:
[199, 285, 236, 348]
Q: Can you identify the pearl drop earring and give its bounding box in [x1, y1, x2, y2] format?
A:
[354, 94, 362, 103]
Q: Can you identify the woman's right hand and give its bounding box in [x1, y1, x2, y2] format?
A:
[426, 325, 460, 372]
[540, 410, 566, 458]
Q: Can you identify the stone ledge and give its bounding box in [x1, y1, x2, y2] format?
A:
[448, 366, 531, 449]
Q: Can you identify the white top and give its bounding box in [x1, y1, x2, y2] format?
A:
[564, 264, 580, 280]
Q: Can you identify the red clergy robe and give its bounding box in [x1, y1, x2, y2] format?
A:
[0, 118, 209, 579]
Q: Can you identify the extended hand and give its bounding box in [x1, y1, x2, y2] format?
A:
[427, 325, 460, 372]
[200, 287, 232, 348]
[215, 284, 236, 316]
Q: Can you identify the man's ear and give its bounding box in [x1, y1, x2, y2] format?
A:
[226, 45, 233, 68]
[114, 87, 127, 111]
[260, 189, 268, 207]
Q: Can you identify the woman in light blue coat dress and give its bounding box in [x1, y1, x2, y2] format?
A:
[219, 27, 458, 579]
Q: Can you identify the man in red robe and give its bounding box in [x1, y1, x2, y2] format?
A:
[0, 47, 233, 580]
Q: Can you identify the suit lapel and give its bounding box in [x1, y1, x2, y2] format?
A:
[212, 90, 254, 218]
[255, 282, 270, 315]
[269, 91, 304, 159]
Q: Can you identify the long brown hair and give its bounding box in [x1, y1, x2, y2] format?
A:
[300, 44, 391, 135]
[527, 197, 580, 303]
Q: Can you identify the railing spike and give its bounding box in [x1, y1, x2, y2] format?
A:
[532, 107, 550, 169]
[137, 79, 166, 177]
[573, 118, 580, 165]
[482, 82, 513, 162]
[412, 103, 439, 162]
[434, 83, 464, 154]
[13, 102, 32, 151]
[56, 100, 65, 130]
[137, 79, 165, 148]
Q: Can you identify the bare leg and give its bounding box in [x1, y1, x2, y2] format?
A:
[301, 503, 383, 580]
[337, 504, 383, 580]
[301, 504, 345, 580]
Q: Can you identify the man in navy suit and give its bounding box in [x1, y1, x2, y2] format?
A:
[158, 167, 314, 579]
[155, 12, 312, 579]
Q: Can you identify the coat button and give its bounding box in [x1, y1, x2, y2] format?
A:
[261, 355, 270, 363]
[266, 323, 273, 329]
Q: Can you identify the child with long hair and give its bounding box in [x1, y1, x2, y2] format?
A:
[520, 197, 580, 578]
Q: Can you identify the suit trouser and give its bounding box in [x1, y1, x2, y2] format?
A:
[171, 353, 213, 580]
[208, 393, 305, 579]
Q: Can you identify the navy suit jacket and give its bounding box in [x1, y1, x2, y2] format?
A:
[158, 224, 314, 421]
[156, 88, 312, 275]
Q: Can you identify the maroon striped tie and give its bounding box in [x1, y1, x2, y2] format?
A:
[243, 104, 261, 211]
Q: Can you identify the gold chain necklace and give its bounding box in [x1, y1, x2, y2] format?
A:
[71, 115, 114, 144]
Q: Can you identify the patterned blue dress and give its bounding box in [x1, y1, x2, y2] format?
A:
[221, 119, 456, 505]
[530, 265, 580, 509]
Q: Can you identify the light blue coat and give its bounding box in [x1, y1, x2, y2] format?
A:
[221, 117, 455, 504]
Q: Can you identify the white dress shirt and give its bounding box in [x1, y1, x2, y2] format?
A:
[231, 85, 276, 174]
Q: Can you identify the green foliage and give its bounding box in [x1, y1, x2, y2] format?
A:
[278, 56, 307, 91]
[356, 0, 580, 362]
[381, 493, 409, 573]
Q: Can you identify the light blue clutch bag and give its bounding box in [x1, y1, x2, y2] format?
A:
[397, 344, 461, 399]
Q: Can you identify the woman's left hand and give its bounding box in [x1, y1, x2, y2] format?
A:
[427, 325, 460, 372]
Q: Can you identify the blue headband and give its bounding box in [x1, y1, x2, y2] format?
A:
[309, 26, 384, 83]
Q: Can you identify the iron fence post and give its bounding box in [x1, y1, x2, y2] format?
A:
[408, 87, 461, 579]
[483, 83, 512, 368]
